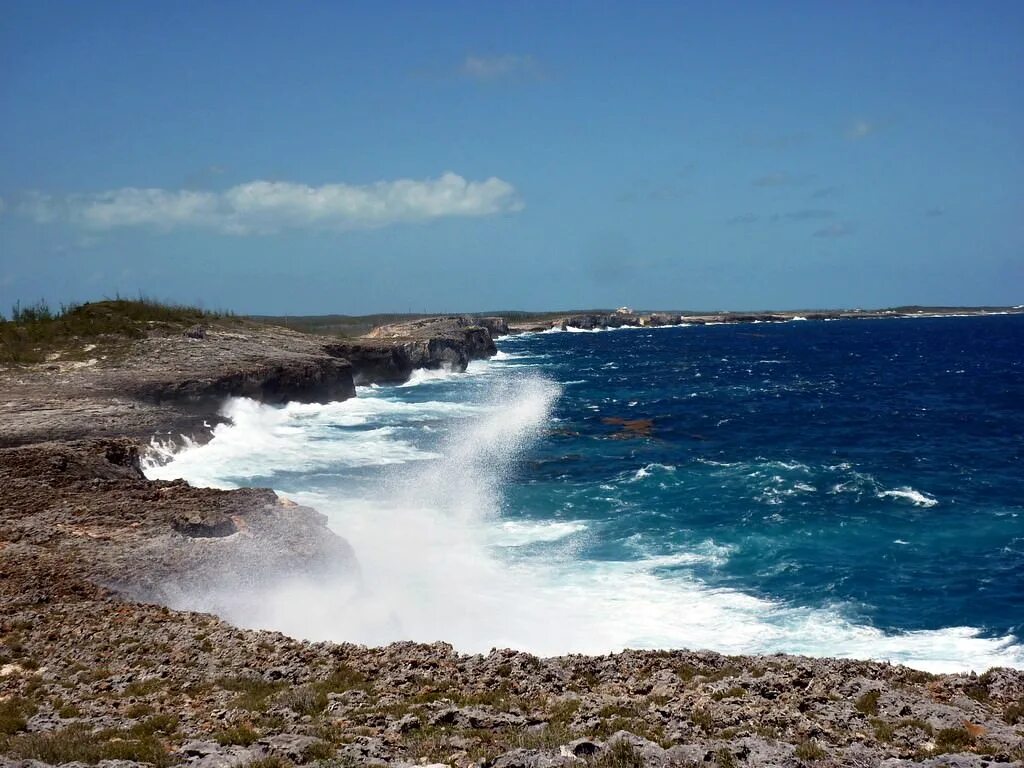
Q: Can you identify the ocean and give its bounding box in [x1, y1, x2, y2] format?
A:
[146, 314, 1024, 673]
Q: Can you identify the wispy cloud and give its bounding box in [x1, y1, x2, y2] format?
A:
[813, 222, 856, 239]
[460, 54, 542, 82]
[616, 173, 692, 204]
[16, 173, 523, 235]
[784, 209, 835, 221]
[725, 213, 759, 225]
[846, 119, 876, 140]
[810, 186, 840, 199]
[752, 171, 814, 188]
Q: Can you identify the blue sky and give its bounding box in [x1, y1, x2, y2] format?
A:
[1, 1, 1021, 314]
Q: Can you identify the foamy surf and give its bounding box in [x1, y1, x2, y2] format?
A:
[144, 346, 1024, 673]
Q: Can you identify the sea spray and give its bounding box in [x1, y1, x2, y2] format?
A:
[145, 316, 1024, 672]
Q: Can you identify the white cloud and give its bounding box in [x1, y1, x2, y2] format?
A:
[18, 173, 523, 235]
[460, 54, 541, 82]
[847, 119, 875, 140]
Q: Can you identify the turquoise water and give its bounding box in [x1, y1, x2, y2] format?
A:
[148, 314, 1024, 672]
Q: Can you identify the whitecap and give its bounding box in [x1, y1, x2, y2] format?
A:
[491, 520, 587, 547]
[878, 487, 939, 507]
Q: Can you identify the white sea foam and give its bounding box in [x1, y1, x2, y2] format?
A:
[399, 366, 466, 386]
[142, 394, 469, 487]
[878, 487, 939, 507]
[631, 463, 677, 481]
[492, 520, 587, 547]
[145, 372, 1022, 673]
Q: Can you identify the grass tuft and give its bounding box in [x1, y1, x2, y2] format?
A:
[1, 297, 231, 365]
[0, 697, 36, 735]
[794, 739, 827, 760]
[854, 689, 881, 716]
[1, 723, 173, 767]
[213, 724, 260, 746]
[593, 739, 645, 768]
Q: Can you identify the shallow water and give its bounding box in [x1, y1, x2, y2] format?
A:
[146, 314, 1024, 672]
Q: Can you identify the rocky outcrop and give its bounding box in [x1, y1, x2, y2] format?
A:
[0, 322, 358, 447]
[0, 438, 358, 606]
[332, 316, 498, 384]
[0, 316, 503, 447]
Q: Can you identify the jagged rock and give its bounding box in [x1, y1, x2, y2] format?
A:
[561, 738, 602, 758]
[388, 713, 422, 733]
[257, 733, 330, 761]
[171, 509, 237, 538]
[491, 749, 578, 768]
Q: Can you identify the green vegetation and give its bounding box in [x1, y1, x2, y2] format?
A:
[794, 739, 827, 760]
[715, 747, 738, 768]
[870, 717, 895, 742]
[1, 723, 173, 767]
[855, 689, 881, 716]
[55, 701, 82, 719]
[690, 707, 714, 732]
[592, 739, 645, 768]
[934, 726, 974, 750]
[0, 297, 230, 364]
[0, 697, 36, 735]
[124, 677, 165, 697]
[214, 724, 260, 746]
[243, 758, 293, 768]
[1004, 699, 1024, 724]
[217, 675, 287, 712]
[276, 685, 328, 716]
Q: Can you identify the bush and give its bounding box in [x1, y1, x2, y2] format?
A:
[794, 739, 826, 760]
[593, 740, 644, 768]
[935, 727, 974, 750]
[214, 724, 260, 746]
[1004, 699, 1024, 724]
[277, 685, 328, 716]
[217, 675, 285, 712]
[854, 689, 881, 716]
[1, 724, 173, 767]
[0, 697, 36, 735]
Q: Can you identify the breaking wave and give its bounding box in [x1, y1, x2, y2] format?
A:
[143, 354, 1024, 673]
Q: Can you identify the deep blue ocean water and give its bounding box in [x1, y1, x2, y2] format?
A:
[149, 314, 1024, 672]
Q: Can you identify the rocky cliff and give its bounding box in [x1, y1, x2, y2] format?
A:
[331, 316, 498, 384]
[0, 315, 499, 448]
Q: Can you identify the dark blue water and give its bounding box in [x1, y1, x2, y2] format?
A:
[152, 313, 1024, 670]
[498, 315, 1024, 640]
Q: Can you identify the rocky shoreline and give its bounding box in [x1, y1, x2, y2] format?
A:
[2, 309, 1023, 767]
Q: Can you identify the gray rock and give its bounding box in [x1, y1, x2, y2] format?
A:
[257, 733, 329, 761]
[491, 749, 579, 768]
[560, 738, 602, 758]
